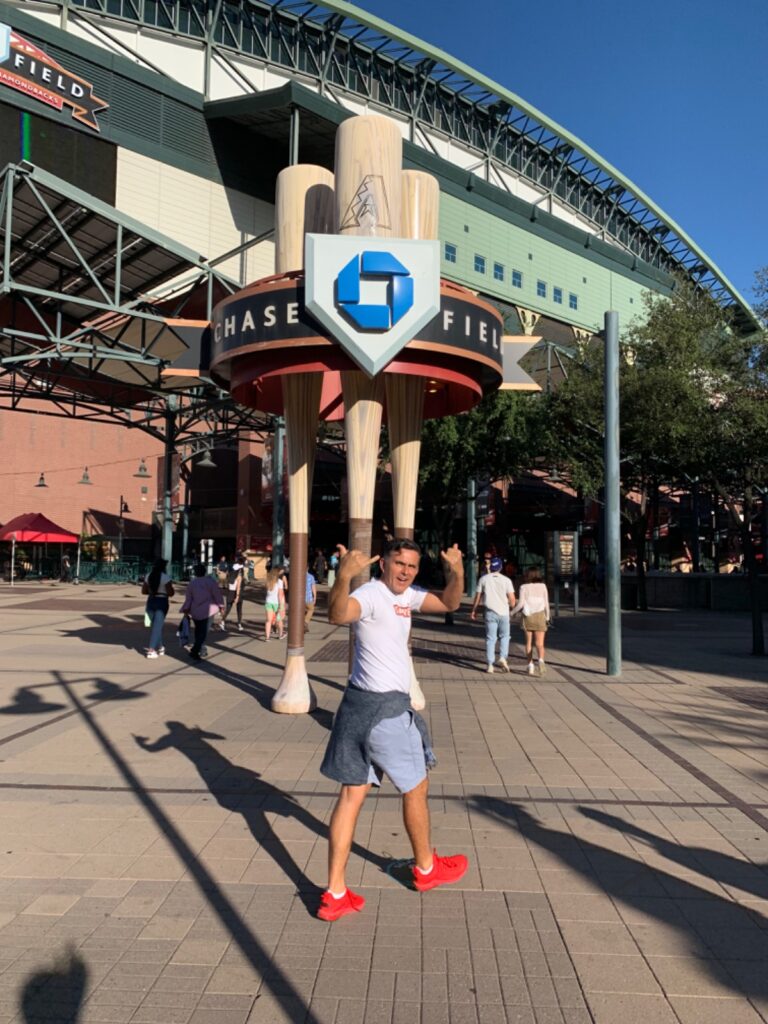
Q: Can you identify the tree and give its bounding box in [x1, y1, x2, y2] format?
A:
[417, 390, 546, 547]
[544, 277, 768, 652]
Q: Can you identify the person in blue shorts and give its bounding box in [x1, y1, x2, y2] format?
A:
[318, 538, 469, 922]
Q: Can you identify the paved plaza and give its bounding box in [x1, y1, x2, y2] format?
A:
[0, 581, 767, 1023]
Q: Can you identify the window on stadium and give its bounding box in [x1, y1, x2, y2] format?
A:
[474, 254, 486, 274]
[553, 287, 563, 304]
[445, 243, 457, 263]
[512, 270, 523, 288]
[493, 262, 504, 281]
[537, 280, 547, 298]
[569, 293, 578, 310]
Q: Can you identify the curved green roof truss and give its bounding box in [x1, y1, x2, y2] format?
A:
[61, 0, 758, 330]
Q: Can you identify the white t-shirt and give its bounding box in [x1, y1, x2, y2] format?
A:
[265, 577, 284, 604]
[519, 582, 550, 617]
[228, 563, 244, 591]
[350, 579, 427, 694]
[476, 572, 515, 615]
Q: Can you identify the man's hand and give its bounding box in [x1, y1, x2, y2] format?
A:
[440, 544, 465, 576]
[336, 544, 378, 581]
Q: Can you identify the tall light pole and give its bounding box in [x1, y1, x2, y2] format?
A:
[604, 311, 622, 676]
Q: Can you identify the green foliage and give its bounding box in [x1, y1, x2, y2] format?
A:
[545, 280, 765, 502]
[417, 390, 546, 538]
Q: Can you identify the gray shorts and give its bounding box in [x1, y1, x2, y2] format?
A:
[366, 711, 427, 794]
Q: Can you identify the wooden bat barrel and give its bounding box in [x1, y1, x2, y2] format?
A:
[271, 164, 334, 715]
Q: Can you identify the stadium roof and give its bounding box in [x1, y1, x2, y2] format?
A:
[58, 0, 760, 333]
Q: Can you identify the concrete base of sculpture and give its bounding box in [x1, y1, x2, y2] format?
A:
[272, 653, 317, 714]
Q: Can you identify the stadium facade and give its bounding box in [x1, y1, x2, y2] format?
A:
[0, 0, 756, 562]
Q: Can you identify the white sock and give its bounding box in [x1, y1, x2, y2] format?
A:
[329, 889, 346, 899]
[416, 862, 433, 876]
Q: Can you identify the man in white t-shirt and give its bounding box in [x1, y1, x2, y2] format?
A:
[317, 538, 468, 921]
[470, 555, 516, 673]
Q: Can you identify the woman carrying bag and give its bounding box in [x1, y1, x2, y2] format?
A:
[180, 564, 224, 661]
[142, 558, 175, 658]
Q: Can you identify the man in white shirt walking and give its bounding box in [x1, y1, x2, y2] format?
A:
[318, 538, 468, 922]
[470, 556, 516, 673]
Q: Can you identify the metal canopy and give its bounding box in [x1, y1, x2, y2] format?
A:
[0, 161, 270, 443]
[48, 0, 759, 333]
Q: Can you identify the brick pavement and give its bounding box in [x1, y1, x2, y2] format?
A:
[0, 581, 767, 1023]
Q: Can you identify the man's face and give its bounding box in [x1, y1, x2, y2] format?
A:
[380, 548, 420, 595]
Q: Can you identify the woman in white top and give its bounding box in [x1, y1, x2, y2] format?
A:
[263, 566, 286, 641]
[516, 567, 550, 676]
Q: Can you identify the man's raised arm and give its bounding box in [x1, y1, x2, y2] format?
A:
[327, 545, 378, 625]
[421, 544, 465, 615]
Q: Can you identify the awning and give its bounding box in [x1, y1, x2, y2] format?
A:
[0, 512, 79, 544]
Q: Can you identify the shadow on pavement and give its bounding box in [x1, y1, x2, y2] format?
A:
[54, 675, 331, 1024]
[581, 807, 768, 901]
[134, 720, 388, 907]
[0, 679, 148, 717]
[164, 651, 335, 731]
[0, 688, 67, 714]
[472, 796, 768, 1003]
[21, 948, 87, 1023]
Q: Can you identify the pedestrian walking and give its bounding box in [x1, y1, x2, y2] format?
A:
[470, 555, 516, 673]
[516, 567, 551, 675]
[304, 568, 317, 632]
[180, 564, 224, 661]
[318, 538, 468, 922]
[263, 566, 286, 640]
[142, 558, 174, 658]
[222, 551, 246, 632]
[313, 548, 327, 584]
[327, 550, 339, 588]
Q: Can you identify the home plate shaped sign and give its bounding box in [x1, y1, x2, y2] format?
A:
[304, 234, 440, 377]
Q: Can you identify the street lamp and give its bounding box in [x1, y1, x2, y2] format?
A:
[117, 496, 129, 560]
[35, 472, 47, 488]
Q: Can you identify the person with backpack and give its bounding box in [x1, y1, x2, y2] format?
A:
[221, 552, 246, 632]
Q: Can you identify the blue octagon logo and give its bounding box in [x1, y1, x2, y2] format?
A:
[335, 250, 414, 331]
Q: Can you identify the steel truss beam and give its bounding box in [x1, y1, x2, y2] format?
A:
[37, 0, 755, 329]
[0, 160, 268, 444]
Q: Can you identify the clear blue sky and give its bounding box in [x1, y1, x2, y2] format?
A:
[356, 0, 767, 308]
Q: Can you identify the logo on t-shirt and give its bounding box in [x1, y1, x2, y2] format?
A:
[393, 604, 411, 618]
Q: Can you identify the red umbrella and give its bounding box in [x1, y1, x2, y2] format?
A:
[0, 513, 79, 544]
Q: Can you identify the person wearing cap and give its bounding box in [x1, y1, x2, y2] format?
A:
[470, 555, 516, 673]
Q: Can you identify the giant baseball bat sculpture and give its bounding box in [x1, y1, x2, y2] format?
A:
[335, 115, 402, 585]
[271, 164, 334, 714]
[386, 169, 440, 711]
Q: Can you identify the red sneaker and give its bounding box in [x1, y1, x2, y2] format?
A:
[317, 888, 365, 921]
[412, 851, 469, 892]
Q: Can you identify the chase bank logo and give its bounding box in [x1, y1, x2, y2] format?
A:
[305, 234, 440, 377]
[336, 250, 413, 331]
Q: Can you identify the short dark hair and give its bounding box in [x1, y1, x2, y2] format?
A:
[525, 566, 542, 583]
[194, 563, 207, 577]
[382, 538, 421, 559]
